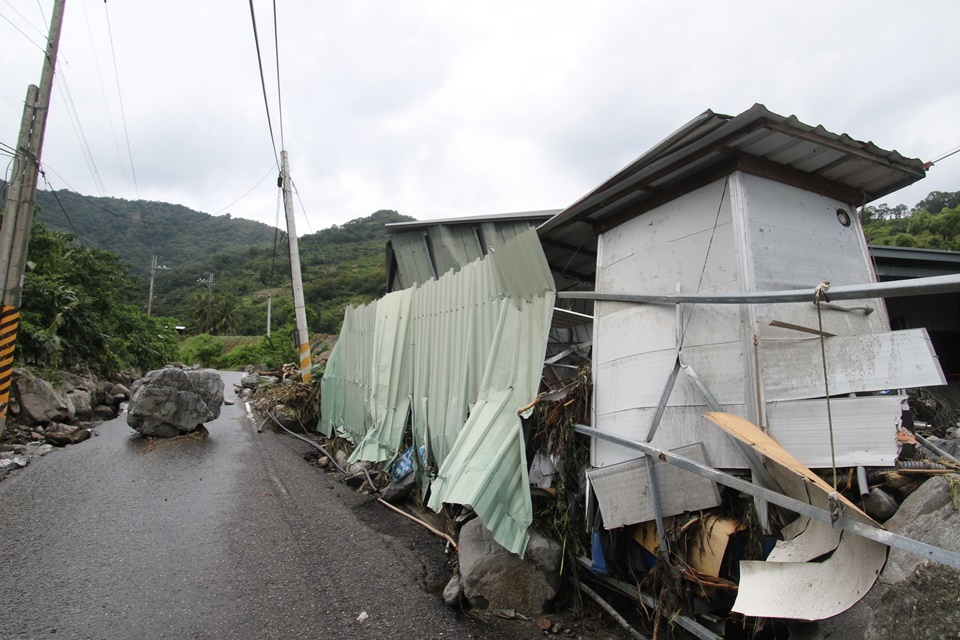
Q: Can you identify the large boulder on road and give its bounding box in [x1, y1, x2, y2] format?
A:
[127, 368, 224, 438]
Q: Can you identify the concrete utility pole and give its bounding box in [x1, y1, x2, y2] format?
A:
[266, 294, 272, 337]
[0, 0, 65, 438]
[146, 255, 168, 317]
[197, 272, 214, 333]
[280, 151, 312, 383]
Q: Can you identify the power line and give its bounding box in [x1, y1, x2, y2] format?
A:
[54, 72, 108, 196]
[0, 8, 47, 54]
[102, 2, 146, 224]
[81, 0, 130, 194]
[210, 163, 278, 215]
[928, 145, 960, 167]
[39, 171, 88, 248]
[272, 0, 284, 151]
[248, 0, 280, 164]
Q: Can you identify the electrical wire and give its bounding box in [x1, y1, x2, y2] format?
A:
[0, 8, 47, 54]
[39, 170, 88, 248]
[208, 164, 279, 216]
[103, 0, 147, 241]
[248, 0, 280, 164]
[928, 145, 960, 166]
[81, 0, 130, 194]
[272, 0, 284, 151]
[55, 72, 108, 197]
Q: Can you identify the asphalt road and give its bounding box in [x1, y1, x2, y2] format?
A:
[0, 371, 548, 640]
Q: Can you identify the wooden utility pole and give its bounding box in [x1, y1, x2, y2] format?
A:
[280, 151, 312, 383]
[0, 0, 65, 438]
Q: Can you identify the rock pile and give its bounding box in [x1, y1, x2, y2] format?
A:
[0, 368, 131, 481]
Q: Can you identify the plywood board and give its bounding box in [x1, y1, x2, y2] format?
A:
[587, 443, 720, 529]
[759, 329, 945, 402]
[765, 395, 904, 468]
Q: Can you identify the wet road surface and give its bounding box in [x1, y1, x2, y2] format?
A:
[0, 371, 543, 639]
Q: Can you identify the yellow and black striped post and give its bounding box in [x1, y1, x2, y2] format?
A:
[0, 305, 21, 436]
[298, 338, 312, 384]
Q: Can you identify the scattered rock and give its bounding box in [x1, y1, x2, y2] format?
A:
[109, 383, 131, 400]
[12, 369, 71, 425]
[65, 389, 93, 421]
[240, 371, 260, 389]
[380, 472, 416, 504]
[44, 423, 91, 447]
[443, 573, 463, 607]
[271, 404, 300, 431]
[126, 368, 224, 438]
[457, 519, 561, 614]
[223, 398, 235, 406]
[345, 474, 367, 488]
[862, 487, 899, 522]
[93, 405, 117, 420]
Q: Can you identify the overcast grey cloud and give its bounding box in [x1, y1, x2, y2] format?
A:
[2, 1, 958, 234]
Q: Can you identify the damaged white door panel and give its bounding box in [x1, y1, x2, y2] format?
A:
[587, 442, 720, 529]
[765, 395, 906, 468]
[759, 328, 945, 402]
[705, 413, 887, 621]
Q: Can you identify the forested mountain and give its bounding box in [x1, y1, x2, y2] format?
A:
[135, 209, 412, 335]
[26, 187, 277, 280]
[862, 190, 960, 250]
[17, 184, 413, 337]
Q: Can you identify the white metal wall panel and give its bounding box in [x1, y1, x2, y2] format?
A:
[742, 174, 888, 338]
[593, 178, 749, 469]
[595, 341, 745, 414]
[759, 329, 946, 402]
[587, 443, 721, 529]
[766, 396, 904, 468]
[592, 406, 747, 469]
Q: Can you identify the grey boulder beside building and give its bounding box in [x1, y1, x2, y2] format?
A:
[127, 368, 224, 438]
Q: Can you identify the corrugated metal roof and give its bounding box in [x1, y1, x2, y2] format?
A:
[386, 212, 559, 292]
[321, 228, 556, 556]
[538, 103, 928, 286]
[542, 103, 926, 236]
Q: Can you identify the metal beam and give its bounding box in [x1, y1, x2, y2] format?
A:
[573, 424, 960, 570]
[559, 273, 960, 306]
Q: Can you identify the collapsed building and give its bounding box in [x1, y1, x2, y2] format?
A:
[319, 104, 960, 633]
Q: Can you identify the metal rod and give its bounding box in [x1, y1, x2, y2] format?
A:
[558, 273, 960, 305]
[645, 460, 669, 555]
[578, 583, 649, 640]
[645, 359, 680, 442]
[576, 559, 720, 640]
[572, 424, 960, 570]
[914, 433, 960, 466]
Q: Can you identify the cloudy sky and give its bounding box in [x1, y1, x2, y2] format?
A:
[2, 1, 958, 234]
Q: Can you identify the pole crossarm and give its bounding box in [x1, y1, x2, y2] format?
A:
[559, 273, 960, 306]
[573, 424, 960, 570]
